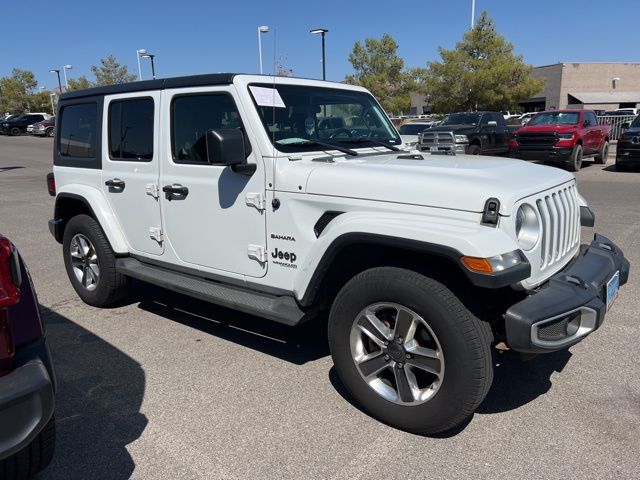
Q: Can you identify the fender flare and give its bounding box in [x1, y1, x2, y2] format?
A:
[53, 187, 129, 254]
[296, 229, 530, 307]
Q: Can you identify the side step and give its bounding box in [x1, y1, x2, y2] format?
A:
[115, 257, 306, 326]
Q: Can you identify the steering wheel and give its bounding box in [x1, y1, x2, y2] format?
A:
[329, 128, 354, 139]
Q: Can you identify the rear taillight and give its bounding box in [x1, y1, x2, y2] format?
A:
[47, 172, 56, 196]
[0, 236, 20, 375]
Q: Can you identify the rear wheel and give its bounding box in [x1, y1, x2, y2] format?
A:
[328, 267, 493, 435]
[566, 144, 583, 171]
[62, 214, 128, 307]
[595, 141, 609, 164]
[0, 416, 55, 480]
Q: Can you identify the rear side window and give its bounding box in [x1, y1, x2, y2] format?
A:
[58, 103, 98, 158]
[108, 98, 154, 161]
[171, 94, 243, 164]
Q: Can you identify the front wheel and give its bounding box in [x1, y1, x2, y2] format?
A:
[9, 127, 21, 136]
[46, 127, 55, 137]
[566, 144, 583, 171]
[467, 144, 481, 155]
[328, 267, 493, 435]
[62, 214, 128, 307]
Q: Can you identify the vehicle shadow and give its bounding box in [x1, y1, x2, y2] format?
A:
[133, 281, 330, 365]
[477, 349, 571, 414]
[603, 164, 639, 173]
[38, 306, 147, 480]
[0, 166, 24, 173]
[329, 349, 571, 438]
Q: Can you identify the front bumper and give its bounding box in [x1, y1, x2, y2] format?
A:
[505, 234, 629, 354]
[616, 147, 640, 165]
[0, 339, 56, 461]
[510, 146, 573, 162]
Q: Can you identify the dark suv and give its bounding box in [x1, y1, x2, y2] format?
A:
[616, 115, 640, 171]
[0, 234, 56, 479]
[0, 114, 47, 136]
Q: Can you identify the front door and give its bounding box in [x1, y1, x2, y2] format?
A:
[159, 87, 267, 278]
[101, 91, 163, 256]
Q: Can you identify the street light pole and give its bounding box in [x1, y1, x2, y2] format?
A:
[141, 53, 156, 79]
[62, 65, 73, 88]
[49, 69, 62, 94]
[258, 26, 269, 74]
[310, 28, 329, 81]
[136, 49, 147, 80]
[471, 0, 476, 28]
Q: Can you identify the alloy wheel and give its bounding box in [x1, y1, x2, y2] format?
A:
[349, 302, 445, 405]
[69, 234, 100, 291]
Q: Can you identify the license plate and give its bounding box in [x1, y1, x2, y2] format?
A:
[606, 271, 620, 311]
[429, 146, 439, 152]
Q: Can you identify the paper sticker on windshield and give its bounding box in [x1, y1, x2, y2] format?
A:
[249, 86, 286, 108]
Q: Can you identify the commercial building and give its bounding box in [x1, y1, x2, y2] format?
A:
[521, 62, 640, 112]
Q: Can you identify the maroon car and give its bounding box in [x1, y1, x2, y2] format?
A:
[29, 116, 56, 137]
[0, 235, 56, 479]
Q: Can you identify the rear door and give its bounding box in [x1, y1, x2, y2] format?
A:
[479, 113, 497, 151]
[101, 92, 163, 256]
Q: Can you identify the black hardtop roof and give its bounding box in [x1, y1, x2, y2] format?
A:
[59, 73, 239, 101]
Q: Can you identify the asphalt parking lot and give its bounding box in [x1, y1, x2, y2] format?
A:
[1, 134, 639, 479]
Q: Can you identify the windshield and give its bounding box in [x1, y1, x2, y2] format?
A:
[441, 113, 482, 126]
[399, 124, 430, 135]
[528, 112, 580, 126]
[250, 84, 400, 153]
[630, 116, 640, 128]
[9, 115, 26, 122]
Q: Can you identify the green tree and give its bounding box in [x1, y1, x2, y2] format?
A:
[91, 55, 136, 87]
[345, 34, 424, 115]
[423, 11, 544, 112]
[67, 75, 93, 91]
[0, 68, 38, 113]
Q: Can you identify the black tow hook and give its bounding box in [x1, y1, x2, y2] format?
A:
[566, 275, 588, 290]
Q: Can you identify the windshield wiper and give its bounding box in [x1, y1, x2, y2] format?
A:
[278, 139, 358, 156]
[336, 137, 400, 152]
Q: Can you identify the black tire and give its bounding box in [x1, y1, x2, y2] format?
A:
[595, 141, 609, 164]
[9, 127, 20, 136]
[615, 162, 628, 172]
[0, 416, 55, 480]
[467, 144, 481, 155]
[62, 214, 128, 307]
[328, 267, 493, 435]
[566, 144, 583, 171]
[46, 128, 54, 138]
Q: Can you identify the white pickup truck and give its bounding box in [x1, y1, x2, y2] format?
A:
[47, 74, 629, 434]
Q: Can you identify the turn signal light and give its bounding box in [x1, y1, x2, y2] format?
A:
[461, 256, 493, 273]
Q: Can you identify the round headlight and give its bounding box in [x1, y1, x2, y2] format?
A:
[515, 204, 540, 250]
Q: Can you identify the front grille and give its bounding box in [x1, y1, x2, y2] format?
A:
[420, 131, 455, 145]
[517, 132, 558, 146]
[535, 184, 581, 271]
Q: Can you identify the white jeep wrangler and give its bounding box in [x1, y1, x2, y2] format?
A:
[47, 74, 629, 434]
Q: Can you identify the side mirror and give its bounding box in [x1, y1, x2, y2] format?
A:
[583, 120, 590, 127]
[621, 122, 631, 129]
[486, 120, 497, 127]
[196, 128, 255, 175]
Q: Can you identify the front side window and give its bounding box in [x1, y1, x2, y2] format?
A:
[58, 103, 98, 158]
[249, 84, 400, 153]
[109, 98, 154, 161]
[171, 94, 243, 164]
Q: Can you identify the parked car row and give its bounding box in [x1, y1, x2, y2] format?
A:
[0, 113, 55, 137]
[400, 108, 639, 172]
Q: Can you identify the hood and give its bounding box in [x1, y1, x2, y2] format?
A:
[304, 152, 574, 215]
[517, 124, 579, 134]
[428, 124, 478, 134]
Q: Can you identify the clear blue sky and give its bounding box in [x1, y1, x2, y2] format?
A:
[2, 0, 637, 88]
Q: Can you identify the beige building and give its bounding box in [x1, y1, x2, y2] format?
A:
[521, 62, 640, 112]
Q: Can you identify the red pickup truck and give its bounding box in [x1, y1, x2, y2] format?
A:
[509, 109, 610, 171]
